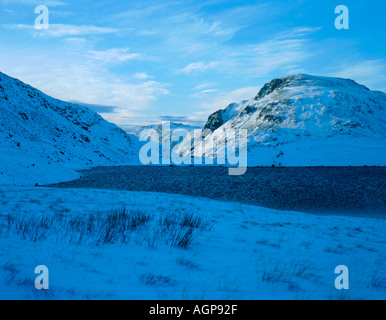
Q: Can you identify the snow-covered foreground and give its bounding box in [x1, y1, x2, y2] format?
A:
[0, 187, 385, 300]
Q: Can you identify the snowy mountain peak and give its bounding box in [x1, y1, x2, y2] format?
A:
[203, 74, 385, 137]
[255, 74, 372, 100]
[195, 74, 386, 166]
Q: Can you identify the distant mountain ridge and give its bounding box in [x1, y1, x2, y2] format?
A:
[0, 71, 141, 185]
[128, 122, 200, 138]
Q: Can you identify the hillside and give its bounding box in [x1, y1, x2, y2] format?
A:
[176, 74, 386, 166]
[0, 72, 141, 186]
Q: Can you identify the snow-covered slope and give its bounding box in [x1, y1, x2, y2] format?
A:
[0, 72, 141, 186]
[177, 74, 386, 166]
[1, 187, 385, 299]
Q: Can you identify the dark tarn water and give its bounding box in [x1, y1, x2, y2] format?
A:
[48, 166, 386, 219]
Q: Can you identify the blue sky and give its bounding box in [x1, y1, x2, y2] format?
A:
[0, 0, 385, 130]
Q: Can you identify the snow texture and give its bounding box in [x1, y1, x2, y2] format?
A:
[0, 187, 385, 300]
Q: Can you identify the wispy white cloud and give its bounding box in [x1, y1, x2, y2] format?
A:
[112, 3, 171, 21]
[194, 86, 261, 114]
[234, 27, 321, 77]
[132, 72, 153, 80]
[0, 44, 170, 127]
[89, 48, 142, 63]
[179, 61, 220, 74]
[112, 3, 262, 55]
[331, 59, 386, 92]
[0, 0, 66, 6]
[193, 83, 215, 90]
[189, 89, 218, 99]
[176, 26, 320, 79]
[3, 24, 118, 37]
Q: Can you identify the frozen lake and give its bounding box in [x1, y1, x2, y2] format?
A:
[48, 166, 386, 219]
